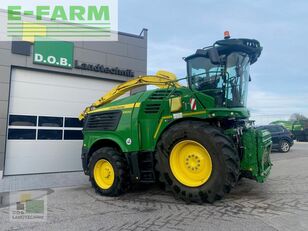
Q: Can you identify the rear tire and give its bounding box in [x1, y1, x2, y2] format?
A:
[279, 140, 290, 153]
[155, 121, 240, 203]
[89, 147, 129, 196]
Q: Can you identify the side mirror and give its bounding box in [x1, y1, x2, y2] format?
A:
[208, 48, 221, 65]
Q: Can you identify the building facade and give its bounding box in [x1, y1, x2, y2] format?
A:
[0, 30, 147, 178]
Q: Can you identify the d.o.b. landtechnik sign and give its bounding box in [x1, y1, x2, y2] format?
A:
[33, 41, 74, 69]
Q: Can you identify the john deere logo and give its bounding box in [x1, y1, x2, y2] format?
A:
[33, 41, 74, 69]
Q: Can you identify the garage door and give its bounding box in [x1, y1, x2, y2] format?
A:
[5, 68, 122, 175]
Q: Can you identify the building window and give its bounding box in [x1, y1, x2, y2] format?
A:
[65, 118, 83, 128]
[39, 116, 63, 127]
[38, 129, 63, 140]
[8, 115, 84, 140]
[9, 115, 37, 126]
[8, 129, 36, 140]
[64, 130, 83, 140]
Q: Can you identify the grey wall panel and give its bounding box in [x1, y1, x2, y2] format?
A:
[75, 47, 107, 64]
[0, 83, 9, 101]
[74, 41, 84, 48]
[0, 119, 6, 174]
[0, 119, 6, 136]
[106, 54, 147, 73]
[0, 101, 8, 119]
[0, 63, 9, 173]
[134, 71, 148, 77]
[0, 66, 11, 83]
[0, 136, 5, 153]
[0, 153, 3, 172]
[0, 48, 27, 67]
[119, 35, 147, 48]
[0, 41, 11, 50]
[127, 45, 147, 60]
[83, 41, 128, 57]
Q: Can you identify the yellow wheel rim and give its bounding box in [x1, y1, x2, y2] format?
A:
[169, 140, 212, 187]
[93, 159, 115, 190]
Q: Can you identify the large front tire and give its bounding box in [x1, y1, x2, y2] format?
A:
[155, 121, 240, 203]
[89, 147, 129, 196]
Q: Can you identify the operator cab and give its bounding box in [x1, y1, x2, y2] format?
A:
[185, 32, 262, 108]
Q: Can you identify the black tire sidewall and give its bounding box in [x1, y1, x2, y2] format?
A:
[156, 122, 233, 201]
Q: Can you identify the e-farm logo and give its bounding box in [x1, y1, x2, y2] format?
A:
[8, 6, 110, 21]
[2, 0, 118, 41]
[33, 41, 74, 69]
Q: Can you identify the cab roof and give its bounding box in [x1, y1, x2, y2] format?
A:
[185, 38, 262, 64]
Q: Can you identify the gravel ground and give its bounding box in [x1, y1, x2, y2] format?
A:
[0, 142, 307, 231]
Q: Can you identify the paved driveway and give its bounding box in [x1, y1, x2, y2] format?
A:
[1, 142, 308, 231]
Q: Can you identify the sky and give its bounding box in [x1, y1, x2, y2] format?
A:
[119, 0, 308, 124]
